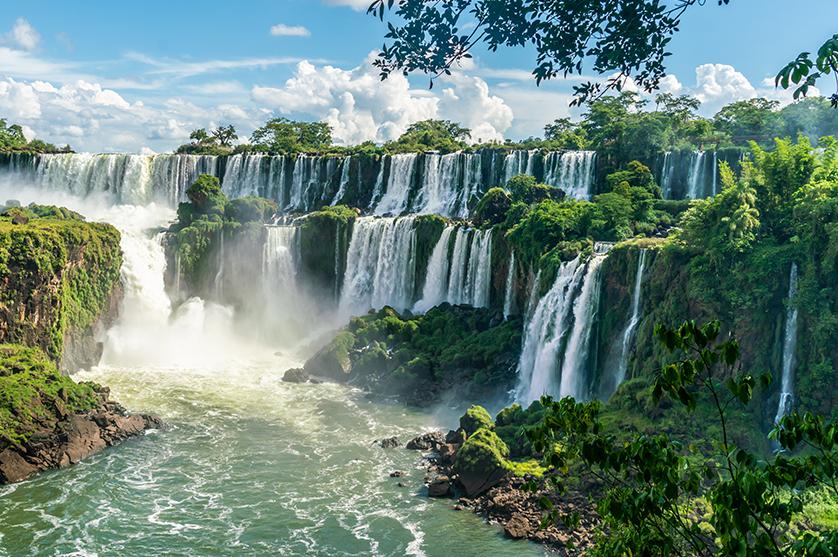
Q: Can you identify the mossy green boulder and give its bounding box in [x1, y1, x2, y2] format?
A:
[453, 427, 512, 496]
[460, 405, 494, 436]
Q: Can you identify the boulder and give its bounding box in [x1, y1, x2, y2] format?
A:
[459, 405, 494, 437]
[453, 428, 511, 497]
[0, 449, 38, 483]
[303, 331, 355, 380]
[504, 513, 533, 540]
[428, 476, 451, 498]
[406, 431, 445, 451]
[375, 436, 401, 449]
[282, 368, 310, 383]
[439, 443, 458, 466]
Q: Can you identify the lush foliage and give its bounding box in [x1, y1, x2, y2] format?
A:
[0, 206, 122, 361]
[368, 0, 727, 105]
[522, 321, 838, 556]
[384, 119, 471, 153]
[0, 344, 99, 448]
[249, 118, 333, 154]
[176, 125, 239, 155]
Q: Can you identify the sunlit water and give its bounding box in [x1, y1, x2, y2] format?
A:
[0, 184, 548, 556]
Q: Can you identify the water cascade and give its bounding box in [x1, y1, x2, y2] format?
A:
[774, 263, 800, 424]
[374, 154, 418, 216]
[686, 151, 706, 199]
[659, 152, 675, 199]
[612, 249, 648, 391]
[339, 216, 418, 315]
[446, 228, 493, 308]
[503, 253, 517, 319]
[516, 244, 611, 404]
[413, 226, 455, 313]
[543, 151, 598, 199]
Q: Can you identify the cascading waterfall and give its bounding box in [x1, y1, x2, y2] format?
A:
[503, 150, 534, 185]
[516, 244, 611, 404]
[543, 151, 597, 200]
[503, 252, 517, 319]
[330, 157, 352, 206]
[214, 230, 225, 299]
[613, 249, 648, 390]
[659, 152, 675, 200]
[374, 154, 418, 216]
[416, 153, 461, 216]
[686, 151, 706, 199]
[413, 226, 455, 313]
[774, 263, 800, 424]
[339, 216, 418, 315]
[516, 257, 586, 404]
[263, 225, 300, 300]
[712, 151, 719, 195]
[446, 228, 493, 308]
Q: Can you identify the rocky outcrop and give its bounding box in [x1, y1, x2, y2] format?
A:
[0, 207, 124, 372]
[0, 385, 161, 484]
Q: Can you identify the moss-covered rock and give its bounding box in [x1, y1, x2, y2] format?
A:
[460, 405, 494, 436]
[453, 427, 512, 496]
[0, 207, 123, 369]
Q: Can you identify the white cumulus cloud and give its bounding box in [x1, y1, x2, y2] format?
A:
[322, 0, 373, 10]
[270, 24, 311, 37]
[251, 53, 513, 144]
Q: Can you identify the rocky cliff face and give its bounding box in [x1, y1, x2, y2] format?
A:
[0, 207, 123, 372]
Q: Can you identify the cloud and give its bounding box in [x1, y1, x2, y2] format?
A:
[124, 52, 310, 79]
[270, 24, 311, 37]
[322, 0, 372, 10]
[0, 76, 261, 153]
[6, 18, 40, 51]
[251, 53, 513, 144]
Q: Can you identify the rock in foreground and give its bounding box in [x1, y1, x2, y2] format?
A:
[0, 344, 161, 484]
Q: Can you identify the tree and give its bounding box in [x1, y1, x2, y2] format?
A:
[250, 118, 333, 153]
[212, 125, 238, 147]
[525, 320, 838, 556]
[776, 34, 838, 107]
[713, 99, 782, 145]
[544, 118, 588, 150]
[368, 0, 733, 105]
[189, 128, 212, 145]
[387, 119, 471, 153]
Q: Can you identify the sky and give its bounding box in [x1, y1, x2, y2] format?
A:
[0, 0, 835, 153]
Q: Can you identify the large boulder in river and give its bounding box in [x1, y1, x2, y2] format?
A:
[453, 428, 511, 497]
[304, 331, 355, 380]
[406, 431, 445, 451]
[282, 368, 310, 383]
[459, 405, 494, 437]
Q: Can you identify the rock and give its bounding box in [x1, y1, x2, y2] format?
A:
[282, 368, 310, 383]
[459, 405, 494, 437]
[303, 331, 355, 380]
[428, 476, 452, 497]
[446, 429, 466, 445]
[504, 513, 533, 539]
[439, 443, 458, 466]
[453, 428, 511, 497]
[397, 482, 407, 488]
[0, 449, 38, 483]
[406, 431, 445, 451]
[375, 436, 401, 449]
[390, 470, 405, 478]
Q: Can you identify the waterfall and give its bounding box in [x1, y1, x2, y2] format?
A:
[516, 257, 586, 403]
[222, 154, 267, 198]
[330, 157, 351, 206]
[686, 151, 706, 199]
[416, 153, 461, 216]
[374, 154, 417, 216]
[261, 225, 305, 321]
[660, 152, 675, 200]
[516, 244, 611, 404]
[613, 249, 648, 391]
[503, 150, 533, 185]
[712, 151, 719, 195]
[339, 216, 418, 315]
[558, 246, 609, 400]
[503, 252, 517, 319]
[774, 263, 800, 424]
[445, 228, 493, 307]
[413, 226, 455, 313]
[543, 151, 597, 200]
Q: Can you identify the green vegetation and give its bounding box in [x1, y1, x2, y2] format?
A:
[305, 305, 522, 404]
[518, 321, 838, 556]
[249, 118, 333, 154]
[0, 118, 71, 154]
[0, 205, 122, 361]
[383, 119, 470, 154]
[176, 125, 239, 155]
[0, 344, 99, 448]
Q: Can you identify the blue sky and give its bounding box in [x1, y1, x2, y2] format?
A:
[0, 0, 835, 152]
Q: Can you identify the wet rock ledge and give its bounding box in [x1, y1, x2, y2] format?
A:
[0, 345, 161, 484]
